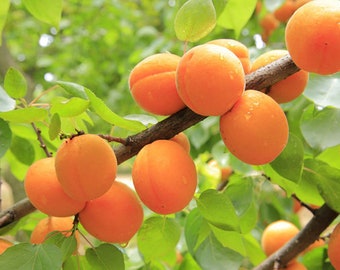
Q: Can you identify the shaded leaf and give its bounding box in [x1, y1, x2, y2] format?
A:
[86, 243, 124, 270]
[49, 113, 61, 140]
[10, 135, 35, 165]
[174, 0, 216, 42]
[44, 232, 78, 262]
[0, 118, 12, 158]
[0, 1, 10, 45]
[137, 216, 181, 262]
[270, 133, 304, 182]
[197, 189, 239, 231]
[212, 0, 228, 17]
[4, 67, 27, 99]
[57, 81, 88, 99]
[0, 107, 48, 123]
[0, 243, 63, 270]
[301, 105, 340, 152]
[303, 159, 340, 213]
[303, 73, 340, 109]
[22, 0, 62, 28]
[0, 86, 16, 112]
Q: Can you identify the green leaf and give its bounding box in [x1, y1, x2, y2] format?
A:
[178, 253, 201, 270]
[137, 216, 181, 262]
[174, 0, 216, 42]
[0, 118, 12, 158]
[303, 159, 340, 213]
[0, 107, 48, 123]
[22, 0, 62, 28]
[0, 243, 63, 270]
[84, 88, 145, 132]
[295, 171, 324, 207]
[302, 246, 331, 270]
[303, 73, 340, 109]
[225, 175, 257, 233]
[217, 0, 257, 37]
[64, 255, 90, 270]
[44, 232, 78, 262]
[10, 135, 35, 165]
[212, 0, 228, 17]
[50, 97, 90, 117]
[0, 0, 10, 45]
[57, 81, 88, 99]
[49, 113, 61, 140]
[270, 133, 304, 182]
[194, 233, 243, 270]
[317, 145, 340, 171]
[185, 208, 211, 254]
[197, 189, 239, 231]
[0, 86, 16, 112]
[301, 105, 340, 152]
[4, 67, 27, 99]
[85, 243, 124, 270]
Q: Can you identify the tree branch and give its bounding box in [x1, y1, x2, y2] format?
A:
[254, 204, 338, 270]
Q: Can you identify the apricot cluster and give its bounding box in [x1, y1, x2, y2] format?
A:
[25, 134, 143, 244]
[129, 39, 295, 165]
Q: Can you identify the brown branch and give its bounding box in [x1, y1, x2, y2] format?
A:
[254, 204, 338, 270]
[31, 123, 53, 157]
[0, 55, 300, 229]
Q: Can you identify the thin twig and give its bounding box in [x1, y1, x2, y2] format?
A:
[98, 134, 127, 145]
[31, 123, 52, 157]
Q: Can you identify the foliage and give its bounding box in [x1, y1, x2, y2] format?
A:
[0, 0, 339, 270]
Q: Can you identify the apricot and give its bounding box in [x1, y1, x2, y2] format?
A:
[24, 157, 86, 217]
[132, 140, 197, 215]
[251, 50, 309, 103]
[78, 181, 143, 244]
[285, 0, 340, 75]
[260, 13, 280, 42]
[0, 238, 13, 255]
[129, 53, 185, 115]
[30, 216, 77, 244]
[55, 134, 117, 202]
[220, 90, 289, 165]
[261, 220, 299, 256]
[176, 44, 245, 116]
[273, 0, 296, 23]
[170, 132, 190, 153]
[206, 39, 251, 74]
[328, 222, 340, 269]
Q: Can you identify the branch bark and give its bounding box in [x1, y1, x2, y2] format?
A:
[2, 54, 326, 269]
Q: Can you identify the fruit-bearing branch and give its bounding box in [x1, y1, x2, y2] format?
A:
[2, 55, 331, 269]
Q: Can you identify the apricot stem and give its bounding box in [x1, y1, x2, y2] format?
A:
[31, 122, 52, 157]
[98, 134, 127, 145]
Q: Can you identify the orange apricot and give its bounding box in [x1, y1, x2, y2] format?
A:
[0, 238, 13, 255]
[78, 181, 143, 244]
[55, 134, 117, 202]
[328, 222, 340, 269]
[132, 140, 197, 215]
[170, 132, 190, 153]
[220, 90, 289, 165]
[273, 0, 296, 23]
[30, 216, 77, 244]
[129, 53, 185, 115]
[261, 220, 300, 256]
[176, 44, 245, 116]
[24, 157, 86, 217]
[251, 50, 309, 103]
[285, 0, 340, 75]
[206, 39, 251, 74]
[260, 13, 280, 42]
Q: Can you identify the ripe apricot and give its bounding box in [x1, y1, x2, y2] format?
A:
[24, 157, 86, 217]
[78, 181, 143, 244]
[132, 140, 197, 215]
[220, 90, 289, 165]
[260, 13, 280, 42]
[328, 222, 340, 269]
[251, 50, 309, 103]
[55, 134, 117, 202]
[129, 53, 185, 115]
[285, 0, 340, 75]
[206, 39, 251, 74]
[30, 216, 77, 244]
[170, 132, 190, 153]
[261, 220, 299, 256]
[273, 0, 296, 23]
[176, 44, 245, 116]
[0, 238, 13, 255]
